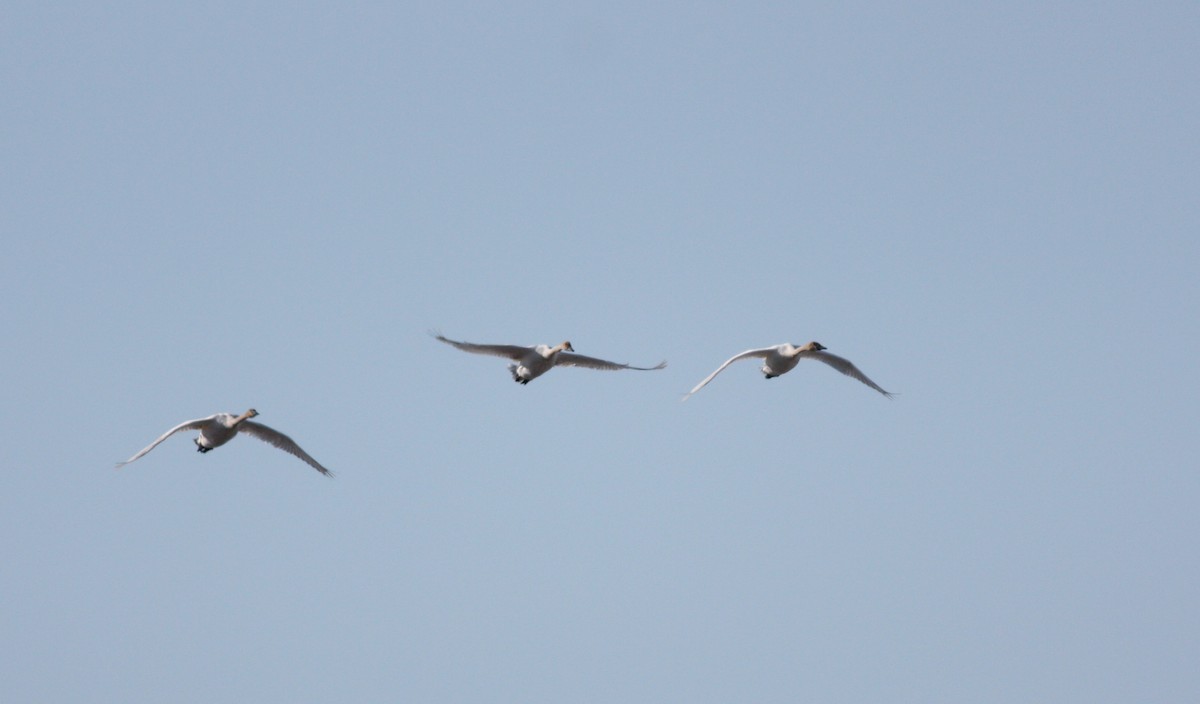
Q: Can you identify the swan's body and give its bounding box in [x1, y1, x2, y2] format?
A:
[684, 341, 893, 400]
[433, 332, 666, 384]
[117, 409, 333, 476]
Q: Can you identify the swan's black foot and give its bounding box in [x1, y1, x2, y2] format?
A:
[194, 440, 211, 453]
[765, 374, 778, 379]
[514, 378, 530, 385]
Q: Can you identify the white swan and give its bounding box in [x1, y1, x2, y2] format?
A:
[433, 332, 667, 384]
[117, 409, 333, 476]
[683, 341, 893, 400]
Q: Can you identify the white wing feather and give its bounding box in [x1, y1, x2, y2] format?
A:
[116, 415, 217, 467]
[556, 352, 667, 371]
[238, 421, 334, 476]
[682, 347, 777, 400]
[431, 332, 530, 360]
[805, 351, 893, 397]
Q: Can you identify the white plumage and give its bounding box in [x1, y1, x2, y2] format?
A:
[117, 409, 332, 476]
[684, 341, 892, 400]
[432, 332, 666, 385]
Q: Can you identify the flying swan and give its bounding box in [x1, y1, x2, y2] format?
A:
[683, 341, 893, 400]
[432, 332, 666, 384]
[117, 409, 333, 476]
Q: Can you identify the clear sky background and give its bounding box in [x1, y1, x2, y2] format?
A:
[3, 2, 1198, 702]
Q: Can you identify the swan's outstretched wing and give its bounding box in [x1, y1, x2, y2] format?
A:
[682, 347, 777, 400]
[556, 352, 667, 372]
[806, 350, 893, 397]
[239, 421, 333, 476]
[116, 416, 216, 467]
[432, 333, 530, 360]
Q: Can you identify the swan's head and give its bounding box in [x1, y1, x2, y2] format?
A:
[243, 408, 260, 419]
[802, 341, 827, 352]
[558, 341, 575, 353]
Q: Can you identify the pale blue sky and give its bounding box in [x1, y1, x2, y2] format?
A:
[3, 2, 1198, 702]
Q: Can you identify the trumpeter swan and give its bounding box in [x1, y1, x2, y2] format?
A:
[432, 332, 666, 385]
[117, 409, 333, 476]
[684, 342, 893, 400]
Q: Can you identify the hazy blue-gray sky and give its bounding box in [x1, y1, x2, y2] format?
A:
[3, 2, 1198, 702]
